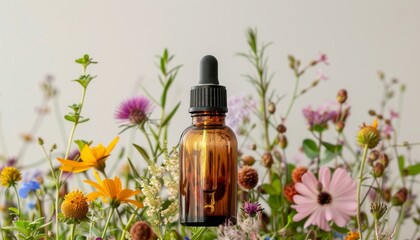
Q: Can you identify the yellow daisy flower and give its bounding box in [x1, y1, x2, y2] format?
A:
[0, 167, 22, 187]
[57, 136, 119, 173]
[84, 170, 143, 208]
[61, 190, 89, 220]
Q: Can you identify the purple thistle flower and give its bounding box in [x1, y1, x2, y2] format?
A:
[115, 96, 153, 126]
[242, 201, 264, 217]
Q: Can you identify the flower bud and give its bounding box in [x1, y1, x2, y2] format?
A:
[250, 143, 257, 151]
[130, 221, 156, 240]
[276, 124, 287, 133]
[238, 166, 259, 190]
[278, 134, 288, 149]
[382, 188, 391, 202]
[335, 121, 345, 133]
[273, 150, 282, 163]
[357, 118, 381, 149]
[261, 152, 273, 168]
[241, 155, 256, 166]
[337, 89, 348, 104]
[368, 110, 377, 116]
[268, 102, 276, 114]
[392, 187, 408, 206]
[373, 163, 385, 178]
[368, 150, 380, 165]
[378, 153, 389, 168]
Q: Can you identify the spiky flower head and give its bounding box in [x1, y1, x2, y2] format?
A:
[238, 166, 258, 190]
[283, 183, 298, 203]
[291, 166, 308, 183]
[0, 167, 22, 187]
[242, 201, 264, 217]
[61, 190, 89, 220]
[370, 201, 387, 220]
[115, 96, 153, 126]
[129, 221, 156, 240]
[357, 118, 380, 149]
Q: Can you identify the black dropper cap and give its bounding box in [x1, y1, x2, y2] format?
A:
[189, 55, 228, 113]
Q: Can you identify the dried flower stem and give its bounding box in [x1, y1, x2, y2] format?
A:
[356, 144, 369, 239]
[283, 76, 300, 122]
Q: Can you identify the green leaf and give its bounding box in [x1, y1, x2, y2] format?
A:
[64, 114, 78, 122]
[302, 139, 319, 159]
[267, 195, 282, 210]
[161, 102, 181, 127]
[127, 157, 141, 179]
[261, 183, 279, 195]
[321, 142, 342, 154]
[406, 163, 420, 176]
[74, 140, 89, 151]
[8, 207, 19, 214]
[190, 227, 207, 240]
[132, 144, 152, 165]
[398, 155, 405, 177]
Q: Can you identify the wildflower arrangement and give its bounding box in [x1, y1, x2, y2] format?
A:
[0, 27, 419, 240]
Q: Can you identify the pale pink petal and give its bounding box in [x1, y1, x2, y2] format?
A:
[300, 171, 319, 196]
[295, 182, 318, 199]
[319, 167, 331, 191]
[293, 195, 317, 204]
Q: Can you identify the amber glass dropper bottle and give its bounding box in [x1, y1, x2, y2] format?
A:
[179, 55, 238, 226]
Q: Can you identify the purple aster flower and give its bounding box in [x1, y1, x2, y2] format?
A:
[226, 94, 256, 135]
[115, 96, 153, 126]
[19, 180, 41, 198]
[242, 201, 264, 217]
[302, 102, 338, 130]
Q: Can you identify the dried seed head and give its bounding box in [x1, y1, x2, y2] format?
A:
[238, 166, 259, 190]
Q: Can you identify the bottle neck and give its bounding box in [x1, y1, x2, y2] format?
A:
[191, 112, 226, 126]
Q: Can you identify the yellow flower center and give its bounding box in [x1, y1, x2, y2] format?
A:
[61, 190, 89, 220]
[0, 167, 22, 187]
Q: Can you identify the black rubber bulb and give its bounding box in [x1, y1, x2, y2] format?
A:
[199, 55, 219, 85]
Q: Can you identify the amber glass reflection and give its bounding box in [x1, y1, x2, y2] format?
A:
[179, 112, 237, 226]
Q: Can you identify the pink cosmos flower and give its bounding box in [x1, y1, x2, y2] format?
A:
[292, 167, 357, 231]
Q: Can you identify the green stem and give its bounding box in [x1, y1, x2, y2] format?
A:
[102, 207, 115, 238]
[394, 204, 406, 239]
[283, 76, 300, 121]
[12, 185, 21, 217]
[119, 208, 139, 240]
[70, 223, 76, 240]
[356, 144, 369, 240]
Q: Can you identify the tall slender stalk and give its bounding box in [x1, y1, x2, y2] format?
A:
[356, 144, 369, 239]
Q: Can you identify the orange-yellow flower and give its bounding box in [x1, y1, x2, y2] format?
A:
[57, 137, 119, 173]
[61, 190, 89, 220]
[84, 170, 143, 208]
[357, 118, 380, 149]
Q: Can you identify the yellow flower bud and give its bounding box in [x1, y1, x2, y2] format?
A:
[357, 118, 380, 149]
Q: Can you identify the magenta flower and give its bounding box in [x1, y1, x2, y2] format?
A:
[318, 53, 329, 65]
[292, 167, 357, 231]
[302, 102, 338, 130]
[242, 201, 264, 217]
[115, 96, 153, 126]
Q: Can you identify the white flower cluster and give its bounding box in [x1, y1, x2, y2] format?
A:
[218, 216, 261, 240]
[139, 150, 180, 233]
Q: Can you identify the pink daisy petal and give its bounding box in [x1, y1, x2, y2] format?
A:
[319, 167, 331, 191]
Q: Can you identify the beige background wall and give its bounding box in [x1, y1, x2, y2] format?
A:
[1, 1, 419, 238]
